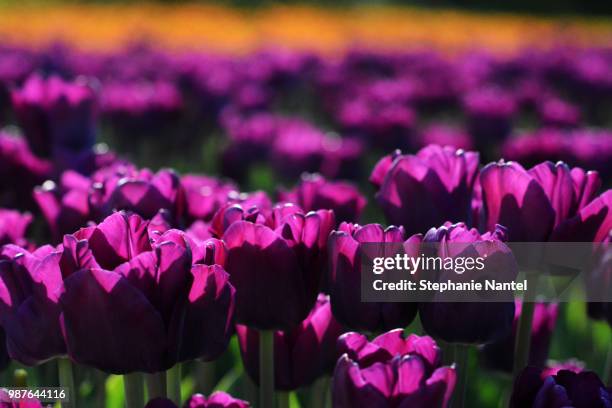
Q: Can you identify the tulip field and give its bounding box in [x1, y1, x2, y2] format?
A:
[0, 3, 611, 408]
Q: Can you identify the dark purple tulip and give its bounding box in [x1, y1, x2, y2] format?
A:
[510, 366, 611, 408]
[100, 80, 183, 132]
[208, 193, 274, 239]
[144, 392, 250, 408]
[0, 132, 52, 209]
[271, 119, 327, 179]
[371, 145, 479, 235]
[59, 212, 235, 373]
[221, 203, 334, 330]
[537, 97, 581, 128]
[11, 74, 97, 158]
[501, 129, 612, 180]
[279, 173, 366, 223]
[328, 222, 419, 332]
[418, 125, 473, 151]
[236, 294, 346, 390]
[463, 87, 516, 150]
[181, 175, 238, 224]
[480, 160, 604, 242]
[336, 96, 416, 150]
[0, 209, 31, 247]
[0, 244, 66, 365]
[418, 223, 517, 344]
[333, 329, 456, 408]
[482, 301, 558, 372]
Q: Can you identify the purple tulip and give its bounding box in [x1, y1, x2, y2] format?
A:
[463, 87, 516, 150]
[418, 125, 473, 151]
[0, 132, 52, 209]
[100, 80, 183, 132]
[35, 164, 184, 240]
[336, 96, 416, 150]
[144, 392, 250, 408]
[221, 203, 334, 330]
[11, 74, 97, 159]
[271, 119, 327, 179]
[502, 129, 612, 181]
[181, 174, 239, 224]
[236, 294, 346, 390]
[540, 360, 584, 378]
[0, 209, 31, 247]
[482, 301, 558, 372]
[279, 173, 366, 223]
[480, 160, 606, 242]
[418, 223, 517, 344]
[328, 222, 420, 332]
[510, 366, 610, 408]
[370, 145, 479, 235]
[0, 244, 66, 365]
[59, 212, 235, 373]
[537, 97, 581, 128]
[333, 329, 456, 408]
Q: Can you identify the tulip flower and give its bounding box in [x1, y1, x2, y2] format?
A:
[236, 294, 346, 390]
[181, 174, 238, 224]
[481, 301, 558, 372]
[0, 244, 66, 365]
[144, 392, 250, 408]
[11, 74, 97, 159]
[418, 125, 473, 151]
[333, 329, 456, 407]
[59, 212, 235, 373]
[328, 222, 419, 332]
[501, 129, 612, 182]
[463, 87, 516, 150]
[418, 223, 517, 344]
[510, 366, 611, 407]
[279, 173, 366, 223]
[0, 132, 52, 209]
[370, 145, 479, 235]
[0, 209, 31, 247]
[480, 160, 605, 242]
[537, 97, 581, 128]
[220, 203, 334, 330]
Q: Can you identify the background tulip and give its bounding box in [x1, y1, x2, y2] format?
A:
[11, 74, 97, 159]
[371, 145, 479, 235]
[279, 173, 366, 223]
[333, 329, 456, 407]
[328, 222, 420, 332]
[0, 209, 31, 247]
[236, 294, 346, 390]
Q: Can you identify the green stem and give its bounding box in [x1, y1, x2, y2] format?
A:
[166, 364, 182, 406]
[513, 275, 539, 377]
[308, 377, 329, 408]
[123, 373, 144, 408]
[145, 372, 166, 400]
[453, 344, 470, 408]
[278, 392, 290, 408]
[195, 361, 215, 395]
[58, 358, 76, 408]
[604, 340, 612, 386]
[259, 330, 275, 408]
